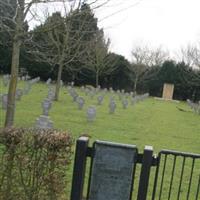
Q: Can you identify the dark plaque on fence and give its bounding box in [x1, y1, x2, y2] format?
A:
[88, 141, 137, 200]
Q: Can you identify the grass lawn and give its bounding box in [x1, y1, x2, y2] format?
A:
[0, 79, 200, 199]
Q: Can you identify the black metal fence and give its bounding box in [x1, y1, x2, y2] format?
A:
[70, 137, 200, 200]
[151, 150, 200, 200]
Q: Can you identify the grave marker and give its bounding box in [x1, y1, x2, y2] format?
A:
[77, 96, 85, 110]
[35, 115, 53, 129]
[87, 106, 96, 122]
[42, 99, 52, 116]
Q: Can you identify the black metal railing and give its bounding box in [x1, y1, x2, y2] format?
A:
[152, 150, 200, 200]
[70, 137, 200, 200]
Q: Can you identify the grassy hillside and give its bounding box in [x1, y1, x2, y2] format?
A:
[1, 80, 199, 153]
[1, 79, 200, 199]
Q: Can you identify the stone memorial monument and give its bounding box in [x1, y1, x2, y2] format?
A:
[88, 141, 137, 200]
[162, 83, 174, 100]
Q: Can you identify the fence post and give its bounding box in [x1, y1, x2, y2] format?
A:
[137, 146, 153, 200]
[70, 137, 89, 200]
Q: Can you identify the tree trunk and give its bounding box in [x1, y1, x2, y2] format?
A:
[5, 37, 21, 127]
[54, 62, 63, 101]
[133, 77, 138, 96]
[95, 71, 99, 88]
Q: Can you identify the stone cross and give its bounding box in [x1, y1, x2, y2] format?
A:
[42, 99, 52, 116]
[3, 75, 9, 87]
[87, 106, 96, 122]
[2, 94, 8, 110]
[97, 95, 104, 105]
[35, 115, 53, 129]
[77, 96, 85, 110]
[47, 88, 55, 101]
[109, 100, 116, 114]
[23, 82, 31, 95]
[122, 99, 128, 109]
[46, 78, 51, 85]
[16, 89, 23, 101]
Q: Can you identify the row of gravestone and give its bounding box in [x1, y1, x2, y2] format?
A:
[187, 99, 200, 114]
[2, 74, 31, 87]
[1, 77, 40, 110]
[67, 85, 149, 122]
[35, 84, 55, 129]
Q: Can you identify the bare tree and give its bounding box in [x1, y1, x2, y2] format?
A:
[29, 1, 111, 100]
[179, 43, 200, 68]
[82, 31, 118, 87]
[129, 44, 168, 94]
[0, 0, 74, 127]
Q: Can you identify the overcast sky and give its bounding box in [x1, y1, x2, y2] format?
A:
[94, 0, 200, 61]
[29, 0, 200, 61]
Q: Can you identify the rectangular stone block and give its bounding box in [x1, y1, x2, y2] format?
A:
[88, 141, 137, 200]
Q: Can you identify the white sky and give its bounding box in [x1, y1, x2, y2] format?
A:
[29, 0, 200, 61]
[94, 0, 200, 61]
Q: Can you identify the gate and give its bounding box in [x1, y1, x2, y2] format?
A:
[70, 137, 200, 200]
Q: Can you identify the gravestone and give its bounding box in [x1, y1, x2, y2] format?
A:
[77, 96, 85, 110]
[60, 80, 63, 87]
[97, 95, 104, 105]
[85, 88, 90, 96]
[35, 115, 53, 129]
[47, 88, 55, 101]
[2, 94, 8, 110]
[87, 106, 96, 122]
[131, 97, 136, 105]
[89, 90, 95, 99]
[3, 75, 9, 87]
[71, 81, 75, 87]
[46, 78, 51, 85]
[109, 100, 116, 114]
[122, 99, 128, 109]
[16, 89, 23, 101]
[42, 99, 52, 116]
[80, 86, 85, 92]
[21, 76, 25, 81]
[23, 82, 31, 94]
[88, 141, 137, 200]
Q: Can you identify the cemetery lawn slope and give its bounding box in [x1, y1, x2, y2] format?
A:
[0, 79, 199, 154]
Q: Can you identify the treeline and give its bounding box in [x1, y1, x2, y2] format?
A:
[0, 3, 200, 101]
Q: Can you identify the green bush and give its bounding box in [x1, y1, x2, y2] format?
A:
[0, 128, 73, 200]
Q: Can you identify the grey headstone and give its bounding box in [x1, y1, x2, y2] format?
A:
[109, 100, 116, 114]
[16, 89, 23, 101]
[35, 115, 53, 129]
[2, 75, 9, 87]
[23, 82, 31, 94]
[88, 141, 137, 200]
[46, 78, 51, 85]
[42, 99, 52, 116]
[60, 80, 63, 87]
[97, 95, 104, 105]
[87, 106, 96, 122]
[77, 96, 85, 110]
[2, 94, 8, 110]
[47, 88, 55, 101]
[122, 99, 128, 109]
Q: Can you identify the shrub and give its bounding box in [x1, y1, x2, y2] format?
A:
[0, 128, 73, 200]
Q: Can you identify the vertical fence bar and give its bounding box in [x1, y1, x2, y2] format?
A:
[70, 137, 89, 200]
[137, 146, 153, 200]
